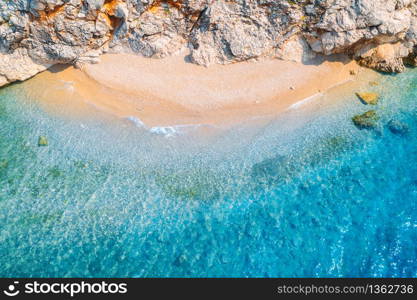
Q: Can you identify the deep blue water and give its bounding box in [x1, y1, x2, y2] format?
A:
[0, 71, 416, 277]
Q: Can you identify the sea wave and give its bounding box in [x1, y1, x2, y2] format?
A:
[288, 93, 323, 110]
[125, 116, 210, 137]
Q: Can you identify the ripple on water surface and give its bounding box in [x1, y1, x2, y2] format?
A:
[0, 72, 416, 277]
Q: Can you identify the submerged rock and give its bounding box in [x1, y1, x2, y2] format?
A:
[252, 155, 295, 184]
[0, 159, 8, 170]
[38, 136, 48, 147]
[388, 120, 410, 135]
[352, 110, 380, 130]
[356, 92, 379, 105]
[154, 169, 221, 201]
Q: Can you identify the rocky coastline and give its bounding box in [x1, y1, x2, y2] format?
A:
[1, 0, 417, 87]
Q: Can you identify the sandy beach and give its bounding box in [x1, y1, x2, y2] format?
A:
[24, 53, 377, 127]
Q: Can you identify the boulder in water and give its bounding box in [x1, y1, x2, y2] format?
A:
[356, 92, 379, 105]
[352, 110, 379, 129]
[38, 136, 48, 147]
[388, 120, 409, 135]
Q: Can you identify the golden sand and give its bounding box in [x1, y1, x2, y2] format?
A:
[23, 53, 377, 127]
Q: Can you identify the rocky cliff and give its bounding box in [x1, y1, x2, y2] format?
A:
[1, 0, 417, 87]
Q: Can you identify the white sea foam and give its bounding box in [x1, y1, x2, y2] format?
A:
[125, 116, 146, 128]
[149, 124, 207, 137]
[287, 93, 323, 110]
[125, 116, 209, 137]
[149, 126, 179, 137]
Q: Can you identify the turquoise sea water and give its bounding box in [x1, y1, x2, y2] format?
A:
[0, 71, 416, 278]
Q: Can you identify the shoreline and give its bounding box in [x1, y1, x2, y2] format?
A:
[22, 53, 378, 128]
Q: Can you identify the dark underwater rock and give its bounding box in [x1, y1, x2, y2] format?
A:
[388, 120, 409, 136]
[352, 110, 379, 130]
[251, 155, 295, 184]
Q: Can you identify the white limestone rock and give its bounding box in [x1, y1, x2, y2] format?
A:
[1, 0, 417, 87]
[0, 48, 51, 87]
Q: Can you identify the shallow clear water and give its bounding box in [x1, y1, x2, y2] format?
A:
[0, 71, 416, 277]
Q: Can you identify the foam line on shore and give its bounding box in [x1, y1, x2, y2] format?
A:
[125, 116, 213, 137]
[287, 93, 324, 110]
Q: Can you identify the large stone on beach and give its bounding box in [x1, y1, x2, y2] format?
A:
[388, 120, 409, 135]
[356, 92, 379, 105]
[352, 110, 379, 130]
[38, 136, 48, 147]
[0, 49, 51, 88]
[355, 43, 408, 73]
